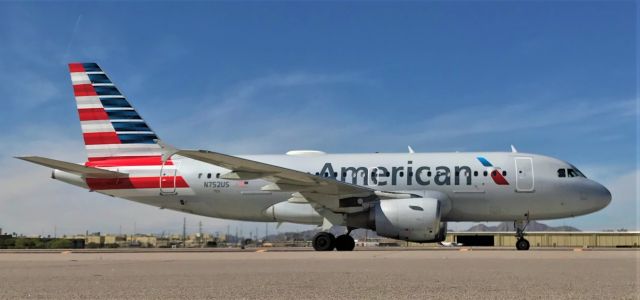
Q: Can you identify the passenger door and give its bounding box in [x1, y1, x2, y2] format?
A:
[514, 157, 534, 192]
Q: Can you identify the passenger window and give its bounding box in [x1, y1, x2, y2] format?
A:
[558, 169, 566, 178]
[333, 172, 338, 177]
[198, 173, 202, 179]
[427, 171, 432, 177]
[315, 172, 319, 176]
[216, 173, 220, 178]
[502, 171, 507, 176]
[207, 173, 211, 179]
[399, 172, 404, 177]
[483, 171, 488, 176]
[342, 172, 346, 177]
[473, 171, 478, 177]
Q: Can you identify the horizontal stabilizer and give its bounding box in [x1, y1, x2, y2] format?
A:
[16, 156, 128, 178]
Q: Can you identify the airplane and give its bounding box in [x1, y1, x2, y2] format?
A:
[17, 63, 612, 251]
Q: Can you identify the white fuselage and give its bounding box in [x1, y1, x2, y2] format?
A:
[61, 151, 611, 227]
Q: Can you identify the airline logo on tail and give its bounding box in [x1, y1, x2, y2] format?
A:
[477, 157, 509, 185]
[69, 63, 163, 161]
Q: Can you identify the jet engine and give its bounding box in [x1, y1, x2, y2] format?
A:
[347, 197, 446, 243]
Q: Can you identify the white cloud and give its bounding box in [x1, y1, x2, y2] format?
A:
[401, 99, 636, 143]
[592, 169, 639, 230]
[158, 71, 372, 154]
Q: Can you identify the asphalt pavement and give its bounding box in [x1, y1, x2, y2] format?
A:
[0, 249, 637, 299]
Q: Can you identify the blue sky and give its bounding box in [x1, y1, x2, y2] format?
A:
[0, 1, 637, 236]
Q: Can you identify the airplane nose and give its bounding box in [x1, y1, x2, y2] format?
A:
[599, 184, 612, 208]
[589, 181, 612, 211]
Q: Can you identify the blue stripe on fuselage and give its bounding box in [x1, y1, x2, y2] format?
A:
[477, 157, 493, 167]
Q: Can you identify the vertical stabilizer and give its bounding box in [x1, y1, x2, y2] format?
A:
[68, 63, 163, 161]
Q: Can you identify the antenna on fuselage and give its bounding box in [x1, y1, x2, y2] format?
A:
[511, 145, 518, 153]
[408, 145, 415, 154]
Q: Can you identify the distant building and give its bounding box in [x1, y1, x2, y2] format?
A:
[436, 231, 640, 248]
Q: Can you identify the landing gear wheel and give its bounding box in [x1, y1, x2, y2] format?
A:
[335, 234, 355, 251]
[312, 232, 336, 251]
[514, 216, 531, 251]
[516, 238, 530, 251]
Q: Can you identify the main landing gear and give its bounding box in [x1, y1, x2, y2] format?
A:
[312, 229, 355, 251]
[514, 219, 530, 251]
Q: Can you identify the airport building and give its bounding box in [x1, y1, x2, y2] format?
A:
[1, 226, 638, 249]
[443, 231, 640, 248]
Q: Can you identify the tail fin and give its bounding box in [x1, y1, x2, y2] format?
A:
[68, 63, 163, 161]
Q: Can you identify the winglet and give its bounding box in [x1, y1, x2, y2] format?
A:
[408, 145, 415, 154]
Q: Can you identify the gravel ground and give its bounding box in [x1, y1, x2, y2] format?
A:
[0, 249, 637, 299]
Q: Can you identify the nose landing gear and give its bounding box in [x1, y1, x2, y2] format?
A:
[514, 219, 530, 251]
[516, 238, 530, 250]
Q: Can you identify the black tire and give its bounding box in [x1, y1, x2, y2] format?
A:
[516, 238, 530, 251]
[312, 232, 336, 251]
[335, 234, 355, 251]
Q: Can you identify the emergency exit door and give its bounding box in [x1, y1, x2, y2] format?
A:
[160, 166, 177, 195]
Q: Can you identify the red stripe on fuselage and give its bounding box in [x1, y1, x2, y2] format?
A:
[82, 132, 121, 145]
[73, 84, 97, 96]
[86, 156, 173, 167]
[78, 108, 109, 121]
[86, 176, 189, 190]
[491, 170, 509, 185]
[68, 63, 85, 73]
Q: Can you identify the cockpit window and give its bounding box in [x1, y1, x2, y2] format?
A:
[568, 169, 587, 178]
[558, 167, 586, 178]
[569, 165, 586, 178]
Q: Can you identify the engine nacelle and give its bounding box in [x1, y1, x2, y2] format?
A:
[347, 198, 443, 242]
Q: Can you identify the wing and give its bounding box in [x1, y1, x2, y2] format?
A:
[16, 156, 128, 178]
[176, 150, 380, 213]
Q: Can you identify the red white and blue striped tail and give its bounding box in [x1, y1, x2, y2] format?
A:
[68, 63, 164, 162]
